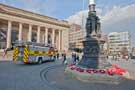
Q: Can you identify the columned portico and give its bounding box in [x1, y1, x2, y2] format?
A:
[7, 20, 12, 48]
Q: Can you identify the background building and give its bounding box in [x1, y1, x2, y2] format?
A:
[69, 24, 86, 50]
[69, 23, 108, 52]
[108, 32, 131, 55]
[0, 4, 69, 52]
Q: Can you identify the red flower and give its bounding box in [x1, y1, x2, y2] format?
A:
[107, 68, 114, 76]
[107, 71, 114, 76]
[76, 67, 81, 71]
[86, 69, 93, 73]
[68, 64, 75, 67]
[76, 67, 84, 72]
[79, 69, 84, 72]
[99, 69, 106, 74]
[106, 65, 127, 76]
[112, 64, 127, 75]
[93, 69, 98, 73]
[70, 67, 76, 70]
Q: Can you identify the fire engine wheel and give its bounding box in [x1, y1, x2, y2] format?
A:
[38, 57, 43, 64]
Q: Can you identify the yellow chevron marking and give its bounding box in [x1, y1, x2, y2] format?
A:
[13, 47, 19, 62]
[23, 47, 28, 63]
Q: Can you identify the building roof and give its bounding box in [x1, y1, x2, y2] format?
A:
[108, 32, 129, 36]
[0, 3, 69, 28]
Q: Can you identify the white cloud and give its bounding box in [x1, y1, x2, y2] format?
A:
[66, 10, 88, 25]
[101, 4, 135, 30]
[67, 4, 135, 45]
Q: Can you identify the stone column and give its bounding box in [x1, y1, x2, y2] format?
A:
[7, 20, 12, 48]
[52, 29, 55, 46]
[61, 30, 63, 51]
[18, 23, 23, 41]
[42, 34, 45, 44]
[28, 24, 32, 42]
[37, 26, 41, 43]
[45, 28, 48, 45]
[58, 30, 61, 51]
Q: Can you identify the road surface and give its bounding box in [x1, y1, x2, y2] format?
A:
[0, 59, 135, 90]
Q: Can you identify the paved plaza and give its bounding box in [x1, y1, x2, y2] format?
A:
[0, 57, 135, 90]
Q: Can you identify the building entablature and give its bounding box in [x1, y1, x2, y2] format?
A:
[0, 4, 69, 28]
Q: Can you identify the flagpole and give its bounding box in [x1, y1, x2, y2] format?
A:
[81, 0, 85, 30]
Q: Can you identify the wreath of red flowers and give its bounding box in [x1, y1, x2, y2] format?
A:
[68, 65, 127, 76]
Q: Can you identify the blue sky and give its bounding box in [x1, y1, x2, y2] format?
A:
[0, 0, 134, 19]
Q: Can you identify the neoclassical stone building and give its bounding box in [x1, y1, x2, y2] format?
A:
[0, 4, 69, 52]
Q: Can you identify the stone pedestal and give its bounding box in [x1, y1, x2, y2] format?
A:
[78, 36, 110, 69]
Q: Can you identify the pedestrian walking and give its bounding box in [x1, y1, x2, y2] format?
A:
[3, 43, 14, 57]
[57, 53, 59, 60]
[71, 52, 75, 63]
[73, 53, 77, 63]
[125, 55, 129, 61]
[3, 48, 8, 57]
[53, 55, 56, 61]
[76, 55, 79, 62]
[62, 53, 67, 65]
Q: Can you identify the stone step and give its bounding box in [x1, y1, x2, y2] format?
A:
[128, 72, 135, 80]
[0, 50, 13, 61]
